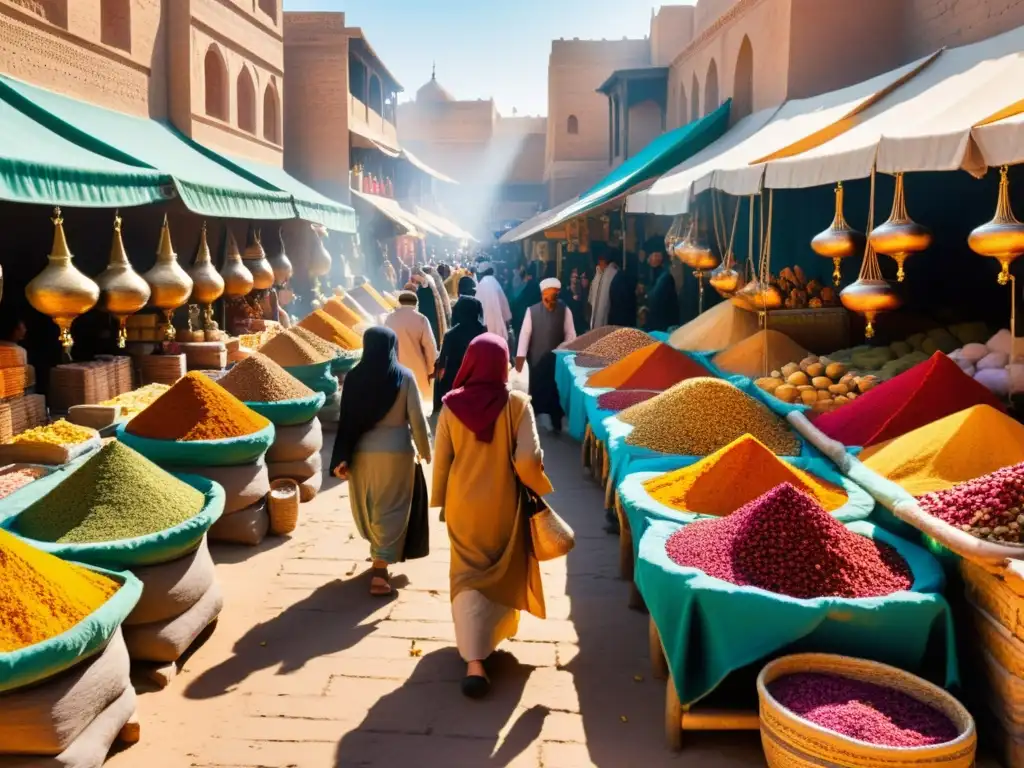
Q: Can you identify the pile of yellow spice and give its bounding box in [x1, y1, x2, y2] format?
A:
[8, 420, 94, 446]
[101, 383, 170, 419]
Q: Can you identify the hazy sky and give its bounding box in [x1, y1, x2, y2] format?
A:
[282, 0, 695, 117]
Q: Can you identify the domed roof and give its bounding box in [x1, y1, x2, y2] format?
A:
[416, 65, 454, 103]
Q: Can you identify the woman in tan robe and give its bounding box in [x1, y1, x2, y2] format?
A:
[431, 333, 552, 698]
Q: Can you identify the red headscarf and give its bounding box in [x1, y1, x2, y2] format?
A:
[442, 333, 510, 443]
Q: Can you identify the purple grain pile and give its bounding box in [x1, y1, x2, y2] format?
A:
[665, 483, 913, 599]
[769, 672, 959, 747]
[597, 390, 658, 412]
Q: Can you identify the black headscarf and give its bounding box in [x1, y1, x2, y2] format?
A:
[433, 296, 487, 411]
[458, 275, 477, 297]
[331, 326, 409, 469]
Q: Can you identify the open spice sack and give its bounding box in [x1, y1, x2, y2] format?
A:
[0, 529, 142, 767]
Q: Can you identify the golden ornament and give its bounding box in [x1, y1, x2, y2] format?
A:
[96, 213, 150, 348]
[242, 225, 275, 291]
[811, 182, 865, 286]
[868, 173, 931, 282]
[143, 214, 193, 340]
[968, 166, 1024, 285]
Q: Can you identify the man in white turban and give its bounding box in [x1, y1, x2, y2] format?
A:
[515, 277, 576, 432]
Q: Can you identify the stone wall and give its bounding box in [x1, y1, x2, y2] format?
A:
[905, 0, 1024, 54]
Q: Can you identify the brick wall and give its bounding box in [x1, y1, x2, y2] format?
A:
[905, 0, 1024, 55]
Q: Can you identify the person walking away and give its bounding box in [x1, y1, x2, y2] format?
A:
[433, 296, 487, 413]
[587, 244, 619, 329]
[432, 334, 551, 698]
[331, 327, 432, 596]
[516, 278, 575, 433]
[474, 261, 512, 340]
[413, 269, 447, 344]
[385, 291, 438, 403]
[511, 261, 540, 339]
[608, 251, 638, 328]
[424, 265, 452, 328]
[643, 247, 680, 332]
[456, 274, 477, 298]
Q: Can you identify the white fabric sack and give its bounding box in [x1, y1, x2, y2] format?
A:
[975, 367, 1011, 397]
[268, 452, 322, 483]
[266, 419, 323, 463]
[987, 329, 1014, 355]
[208, 499, 269, 546]
[125, 537, 217, 626]
[171, 459, 269, 514]
[122, 580, 223, 663]
[0, 630, 130, 757]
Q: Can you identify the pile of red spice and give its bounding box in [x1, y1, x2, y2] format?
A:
[769, 672, 959, 747]
[917, 460, 1024, 543]
[664, 483, 913, 599]
[587, 343, 712, 390]
[597, 390, 659, 412]
[812, 352, 1005, 447]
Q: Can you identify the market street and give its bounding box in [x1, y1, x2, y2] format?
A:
[105, 431, 764, 768]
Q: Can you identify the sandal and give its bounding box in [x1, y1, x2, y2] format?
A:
[369, 566, 392, 596]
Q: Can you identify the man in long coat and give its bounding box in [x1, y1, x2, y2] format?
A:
[385, 291, 438, 404]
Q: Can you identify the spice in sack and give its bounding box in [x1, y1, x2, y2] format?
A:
[126, 371, 269, 441]
[218, 353, 314, 403]
[621, 377, 800, 456]
[582, 328, 654, 362]
[574, 354, 610, 369]
[644, 435, 847, 515]
[665, 483, 912, 598]
[587, 343, 712, 390]
[287, 326, 342, 359]
[861, 404, 1024, 496]
[813, 352, 1005, 447]
[0, 527, 119, 651]
[16, 442, 205, 544]
[0, 467, 45, 499]
[669, 301, 760, 352]
[769, 673, 959, 747]
[597, 390, 659, 412]
[8, 420, 93, 446]
[297, 311, 362, 350]
[258, 331, 329, 367]
[917, 460, 1024, 543]
[102, 383, 170, 419]
[323, 297, 366, 329]
[562, 326, 624, 352]
[712, 330, 810, 380]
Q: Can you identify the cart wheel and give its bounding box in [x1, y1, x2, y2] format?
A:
[649, 617, 668, 681]
[665, 672, 683, 751]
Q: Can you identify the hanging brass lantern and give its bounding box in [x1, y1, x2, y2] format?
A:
[143, 215, 193, 341]
[840, 278, 901, 339]
[96, 213, 151, 348]
[868, 173, 931, 282]
[968, 166, 1024, 285]
[676, 213, 720, 271]
[26, 207, 100, 354]
[268, 227, 294, 286]
[709, 264, 742, 297]
[736, 279, 783, 311]
[664, 215, 685, 258]
[811, 182, 865, 287]
[220, 229, 254, 297]
[189, 223, 225, 330]
[242, 225, 275, 291]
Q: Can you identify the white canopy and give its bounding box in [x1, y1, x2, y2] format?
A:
[972, 112, 1024, 168]
[628, 52, 936, 214]
[766, 24, 1024, 189]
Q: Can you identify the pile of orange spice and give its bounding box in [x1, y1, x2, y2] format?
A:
[298, 310, 362, 350]
[126, 371, 270, 441]
[0, 527, 119, 652]
[643, 434, 848, 516]
[324, 297, 369, 328]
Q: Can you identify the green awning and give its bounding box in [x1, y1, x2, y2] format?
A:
[198, 151, 357, 233]
[0, 75, 295, 221]
[0, 94, 170, 208]
[508, 99, 732, 242]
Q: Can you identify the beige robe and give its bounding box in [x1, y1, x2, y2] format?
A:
[385, 307, 438, 400]
[431, 392, 553, 660]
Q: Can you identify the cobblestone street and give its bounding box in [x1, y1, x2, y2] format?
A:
[106, 432, 764, 767]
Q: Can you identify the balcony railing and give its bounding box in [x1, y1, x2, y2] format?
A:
[349, 93, 398, 149]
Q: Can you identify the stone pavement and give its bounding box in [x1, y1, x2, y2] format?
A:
[107, 431, 765, 768]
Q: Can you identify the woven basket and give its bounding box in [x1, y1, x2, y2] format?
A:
[268, 478, 300, 535]
[963, 559, 1024, 642]
[972, 601, 1024, 679]
[977, 647, 1024, 737]
[757, 654, 976, 768]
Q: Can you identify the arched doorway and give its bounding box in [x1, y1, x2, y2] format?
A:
[204, 46, 228, 121]
[705, 59, 719, 116]
[733, 36, 754, 119]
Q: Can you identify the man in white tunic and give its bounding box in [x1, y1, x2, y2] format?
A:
[384, 291, 438, 403]
[474, 262, 512, 340]
[516, 278, 576, 432]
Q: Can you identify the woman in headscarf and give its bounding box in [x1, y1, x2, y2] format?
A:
[433, 296, 487, 413]
[431, 334, 552, 698]
[423, 265, 452, 328]
[457, 274, 477, 298]
[413, 268, 447, 344]
[331, 327, 432, 597]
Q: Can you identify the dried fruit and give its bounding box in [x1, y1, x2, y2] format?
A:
[918, 460, 1024, 544]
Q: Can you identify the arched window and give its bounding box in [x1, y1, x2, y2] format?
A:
[690, 73, 700, 124]
[257, 0, 276, 21]
[368, 74, 383, 116]
[237, 66, 256, 134]
[705, 59, 720, 116]
[100, 0, 131, 52]
[733, 36, 754, 120]
[204, 46, 228, 121]
[263, 83, 279, 144]
[567, 114, 579, 135]
[678, 83, 688, 127]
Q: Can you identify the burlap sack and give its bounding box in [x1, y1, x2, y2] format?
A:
[170, 459, 269, 514]
[122, 580, 223, 664]
[267, 452, 322, 483]
[207, 499, 269, 546]
[0, 630, 130, 757]
[125, 537, 217, 626]
[299, 470, 323, 503]
[266, 419, 323, 463]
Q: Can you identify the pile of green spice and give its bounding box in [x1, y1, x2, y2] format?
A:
[15, 442, 205, 544]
